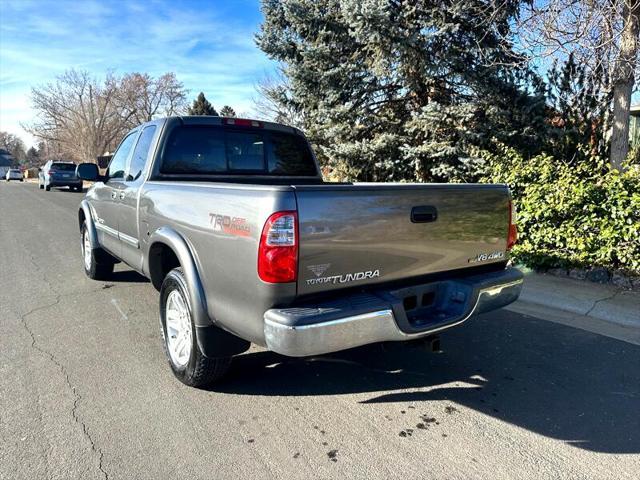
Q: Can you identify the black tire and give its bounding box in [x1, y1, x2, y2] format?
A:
[20, 179, 23, 182]
[39, 182, 44, 189]
[160, 267, 231, 387]
[45, 184, 50, 191]
[81, 221, 114, 280]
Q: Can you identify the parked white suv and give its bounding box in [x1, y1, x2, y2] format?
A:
[5, 169, 23, 181]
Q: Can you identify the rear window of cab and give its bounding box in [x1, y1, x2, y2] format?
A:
[160, 125, 317, 177]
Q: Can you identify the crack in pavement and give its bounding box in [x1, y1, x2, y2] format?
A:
[27, 254, 58, 297]
[16, 292, 111, 480]
[17, 298, 109, 480]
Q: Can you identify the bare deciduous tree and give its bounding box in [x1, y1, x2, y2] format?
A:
[36, 139, 63, 162]
[26, 70, 125, 163]
[115, 72, 187, 129]
[610, 1, 640, 168]
[517, 0, 640, 169]
[26, 70, 188, 163]
[252, 70, 305, 129]
[0, 131, 27, 164]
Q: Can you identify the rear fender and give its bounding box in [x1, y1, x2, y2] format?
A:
[147, 226, 250, 358]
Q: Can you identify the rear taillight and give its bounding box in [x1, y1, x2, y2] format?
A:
[507, 200, 517, 250]
[258, 211, 298, 283]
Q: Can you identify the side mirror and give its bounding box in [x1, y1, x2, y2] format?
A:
[76, 163, 100, 181]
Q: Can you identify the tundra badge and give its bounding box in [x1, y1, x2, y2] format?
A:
[306, 269, 381, 285]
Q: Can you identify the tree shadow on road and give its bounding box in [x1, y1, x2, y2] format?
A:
[214, 310, 640, 454]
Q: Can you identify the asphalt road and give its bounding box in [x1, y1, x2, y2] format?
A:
[1, 181, 639, 480]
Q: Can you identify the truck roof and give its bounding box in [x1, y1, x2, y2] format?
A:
[147, 115, 305, 137]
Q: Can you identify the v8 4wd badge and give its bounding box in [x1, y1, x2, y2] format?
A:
[468, 251, 504, 264]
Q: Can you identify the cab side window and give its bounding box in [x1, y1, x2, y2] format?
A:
[127, 125, 157, 181]
[107, 132, 137, 180]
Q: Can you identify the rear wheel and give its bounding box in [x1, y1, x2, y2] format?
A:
[81, 222, 114, 280]
[160, 267, 231, 387]
[45, 184, 50, 191]
[39, 182, 43, 189]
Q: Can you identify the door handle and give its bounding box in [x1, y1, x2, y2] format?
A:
[111, 191, 117, 199]
[411, 206, 438, 223]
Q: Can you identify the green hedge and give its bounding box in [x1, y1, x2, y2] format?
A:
[480, 146, 640, 275]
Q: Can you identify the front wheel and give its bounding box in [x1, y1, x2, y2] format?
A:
[160, 268, 231, 387]
[81, 222, 114, 280]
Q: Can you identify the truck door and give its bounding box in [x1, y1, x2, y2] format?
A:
[92, 131, 138, 259]
[118, 124, 158, 270]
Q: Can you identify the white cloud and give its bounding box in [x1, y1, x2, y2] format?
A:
[0, 0, 277, 146]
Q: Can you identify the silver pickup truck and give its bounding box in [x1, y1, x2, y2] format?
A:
[76, 116, 523, 387]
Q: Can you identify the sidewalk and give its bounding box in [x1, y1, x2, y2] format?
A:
[506, 270, 640, 345]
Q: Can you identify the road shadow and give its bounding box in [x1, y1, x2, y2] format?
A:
[214, 310, 640, 454]
[108, 270, 149, 283]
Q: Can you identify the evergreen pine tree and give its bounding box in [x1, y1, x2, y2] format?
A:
[25, 146, 40, 168]
[188, 92, 218, 116]
[219, 105, 236, 117]
[257, 0, 546, 182]
[545, 53, 610, 160]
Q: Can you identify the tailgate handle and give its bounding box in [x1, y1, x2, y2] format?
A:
[411, 206, 438, 223]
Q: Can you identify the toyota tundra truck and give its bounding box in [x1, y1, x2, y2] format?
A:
[76, 116, 523, 388]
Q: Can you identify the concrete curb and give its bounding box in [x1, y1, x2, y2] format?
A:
[509, 271, 640, 328]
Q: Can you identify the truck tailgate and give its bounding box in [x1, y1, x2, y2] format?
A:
[294, 183, 510, 295]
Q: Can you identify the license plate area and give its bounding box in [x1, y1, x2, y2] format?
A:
[382, 280, 474, 334]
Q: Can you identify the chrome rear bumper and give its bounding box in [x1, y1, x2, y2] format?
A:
[264, 268, 523, 357]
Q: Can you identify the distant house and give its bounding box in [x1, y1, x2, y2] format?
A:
[629, 104, 640, 147]
[0, 148, 15, 177]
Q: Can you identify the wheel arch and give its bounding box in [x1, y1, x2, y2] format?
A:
[148, 227, 250, 358]
[79, 200, 98, 247]
[146, 227, 211, 328]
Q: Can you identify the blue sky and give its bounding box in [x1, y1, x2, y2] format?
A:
[0, 0, 276, 146]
